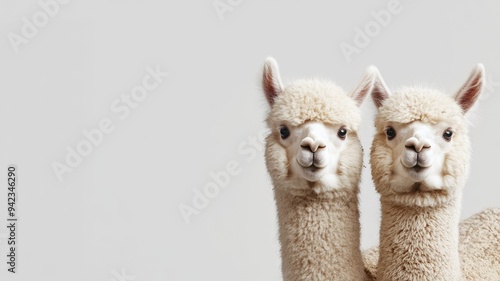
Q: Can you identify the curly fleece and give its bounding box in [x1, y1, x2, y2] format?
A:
[363, 208, 500, 281]
[269, 79, 362, 131]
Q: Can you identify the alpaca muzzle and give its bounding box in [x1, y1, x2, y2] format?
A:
[401, 133, 434, 169]
[297, 135, 328, 168]
[296, 147, 328, 168]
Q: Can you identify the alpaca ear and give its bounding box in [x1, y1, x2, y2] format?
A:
[454, 63, 485, 113]
[262, 57, 284, 106]
[350, 65, 379, 107]
[369, 66, 391, 109]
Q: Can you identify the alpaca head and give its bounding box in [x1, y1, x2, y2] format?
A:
[370, 64, 485, 207]
[262, 58, 376, 196]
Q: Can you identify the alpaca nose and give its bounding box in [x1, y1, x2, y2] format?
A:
[405, 133, 432, 153]
[300, 135, 326, 153]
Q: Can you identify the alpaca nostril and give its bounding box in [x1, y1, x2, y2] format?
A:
[405, 137, 419, 152]
[405, 145, 418, 153]
[405, 137, 431, 153]
[300, 137, 315, 152]
[405, 144, 431, 153]
[301, 144, 318, 153]
[300, 137, 325, 153]
[316, 139, 327, 149]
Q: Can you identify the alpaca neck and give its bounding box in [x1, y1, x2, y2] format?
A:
[274, 187, 367, 281]
[378, 198, 461, 281]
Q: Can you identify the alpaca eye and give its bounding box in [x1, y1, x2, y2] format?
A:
[443, 129, 453, 141]
[386, 127, 396, 140]
[280, 126, 290, 140]
[337, 127, 347, 140]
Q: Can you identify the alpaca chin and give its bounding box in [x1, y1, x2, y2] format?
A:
[283, 170, 341, 196]
[383, 170, 447, 208]
[292, 157, 338, 185]
[397, 166, 433, 184]
[299, 167, 327, 183]
[292, 158, 329, 183]
[384, 186, 452, 208]
[391, 163, 442, 190]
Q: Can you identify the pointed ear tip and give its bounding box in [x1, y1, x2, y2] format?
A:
[366, 65, 379, 72]
[265, 57, 278, 66]
[474, 63, 485, 73]
[365, 65, 382, 80]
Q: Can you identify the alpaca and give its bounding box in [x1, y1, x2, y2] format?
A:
[262, 57, 376, 280]
[369, 64, 485, 281]
[362, 208, 500, 280]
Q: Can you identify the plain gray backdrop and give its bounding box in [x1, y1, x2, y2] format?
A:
[0, 1, 499, 280]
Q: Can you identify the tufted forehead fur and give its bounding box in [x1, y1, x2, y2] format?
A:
[269, 79, 361, 131]
[375, 87, 468, 138]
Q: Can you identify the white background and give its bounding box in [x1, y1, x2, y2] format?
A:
[0, 1, 499, 280]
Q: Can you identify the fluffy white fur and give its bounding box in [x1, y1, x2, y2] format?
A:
[363, 208, 500, 280]
[369, 64, 485, 280]
[262, 57, 376, 280]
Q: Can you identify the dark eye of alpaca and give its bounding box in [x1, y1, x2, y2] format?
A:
[386, 127, 396, 140]
[280, 126, 290, 140]
[337, 127, 347, 140]
[443, 129, 453, 141]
